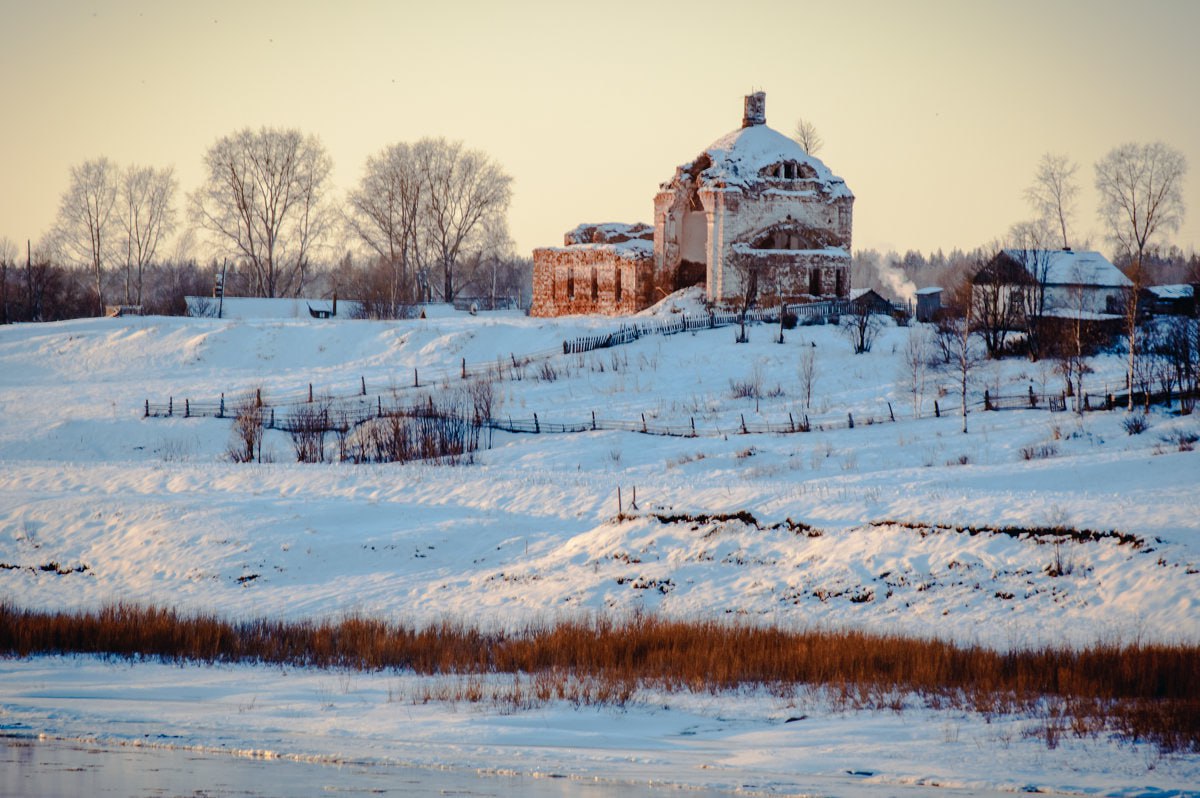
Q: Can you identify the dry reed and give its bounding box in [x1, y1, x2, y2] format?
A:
[1, 602, 1195, 752]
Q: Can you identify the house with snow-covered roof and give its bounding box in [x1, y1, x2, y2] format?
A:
[976, 248, 1132, 320]
[531, 92, 854, 316]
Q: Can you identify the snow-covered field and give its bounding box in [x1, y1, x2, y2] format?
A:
[1, 302, 1198, 795]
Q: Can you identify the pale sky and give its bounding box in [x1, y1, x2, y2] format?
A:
[2, 0, 1198, 263]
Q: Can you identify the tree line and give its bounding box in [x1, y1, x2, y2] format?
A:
[1, 128, 529, 322]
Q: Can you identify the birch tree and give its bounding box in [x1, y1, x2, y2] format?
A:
[1025, 153, 1079, 249]
[191, 127, 333, 298]
[53, 157, 118, 314]
[345, 142, 425, 314]
[118, 165, 177, 305]
[1094, 141, 1187, 409]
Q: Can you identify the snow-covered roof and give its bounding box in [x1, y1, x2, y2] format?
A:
[538, 237, 654, 260]
[563, 222, 653, 246]
[677, 122, 852, 199]
[1146, 284, 1194, 299]
[1001, 249, 1131, 288]
[915, 286, 943, 296]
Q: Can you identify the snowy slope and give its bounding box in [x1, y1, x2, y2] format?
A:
[1, 307, 1198, 794]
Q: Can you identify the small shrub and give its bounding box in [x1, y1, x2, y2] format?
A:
[228, 394, 265, 463]
[1020, 443, 1059, 461]
[1161, 429, 1199, 452]
[1123, 414, 1150, 435]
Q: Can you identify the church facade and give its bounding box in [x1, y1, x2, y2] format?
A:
[531, 92, 854, 316]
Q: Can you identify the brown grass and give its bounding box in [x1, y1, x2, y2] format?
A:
[1, 603, 1196, 752]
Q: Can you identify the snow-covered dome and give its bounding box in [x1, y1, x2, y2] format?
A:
[672, 92, 853, 200]
[701, 124, 851, 197]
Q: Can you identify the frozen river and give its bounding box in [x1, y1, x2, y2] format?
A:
[0, 736, 1049, 798]
[1, 737, 738, 797]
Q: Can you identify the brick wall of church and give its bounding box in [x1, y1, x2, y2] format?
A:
[530, 247, 654, 317]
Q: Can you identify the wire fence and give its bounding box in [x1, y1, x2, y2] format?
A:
[143, 300, 1195, 441]
[144, 301, 854, 418]
[146, 389, 983, 440]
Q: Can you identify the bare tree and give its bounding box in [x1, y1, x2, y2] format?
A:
[53, 157, 119, 315]
[415, 138, 512, 302]
[1051, 281, 1095, 411]
[1095, 141, 1188, 409]
[792, 118, 823, 156]
[191, 127, 333, 298]
[840, 300, 883, 354]
[936, 306, 982, 433]
[0, 237, 15, 324]
[345, 142, 425, 315]
[969, 250, 1021, 358]
[901, 326, 934, 417]
[1007, 220, 1056, 361]
[1025, 153, 1079, 249]
[118, 165, 177, 305]
[798, 346, 817, 412]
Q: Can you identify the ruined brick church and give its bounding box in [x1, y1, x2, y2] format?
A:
[531, 92, 854, 317]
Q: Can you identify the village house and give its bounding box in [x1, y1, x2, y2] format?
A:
[974, 248, 1132, 320]
[531, 92, 855, 316]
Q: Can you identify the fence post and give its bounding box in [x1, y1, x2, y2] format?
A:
[534, 413, 540, 434]
[642, 413, 647, 433]
[848, 412, 854, 429]
[144, 399, 149, 418]
[887, 402, 895, 422]
[788, 412, 794, 432]
[740, 414, 747, 434]
[270, 408, 275, 429]
[984, 389, 992, 411]
[591, 411, 596, 431]
[934, 400, 940, 418]
[414, 368, 419, 388]
[168, 397, 173, 416]
[691, 417, 696, 437]
[378, 396, 383, 416]
[361, 376, 366, 396]
[255, 388, 262, 407]
[563, 341, 569, 355]
[185, 399, 190, 418]
[309, 383, 313, 403]
[1029, 385, 1036, 408]
[462, 358, 467, 379]
[219, 393, 225, 418]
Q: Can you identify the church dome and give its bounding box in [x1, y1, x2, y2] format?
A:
[675, 92, 853, 199]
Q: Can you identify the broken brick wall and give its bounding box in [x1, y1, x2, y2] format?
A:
[530, 247, 654, 317]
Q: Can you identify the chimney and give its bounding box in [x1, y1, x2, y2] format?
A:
[742, 91, 766, 127]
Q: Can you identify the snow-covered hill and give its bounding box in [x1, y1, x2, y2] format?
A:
[1, 306, 1198, 794]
